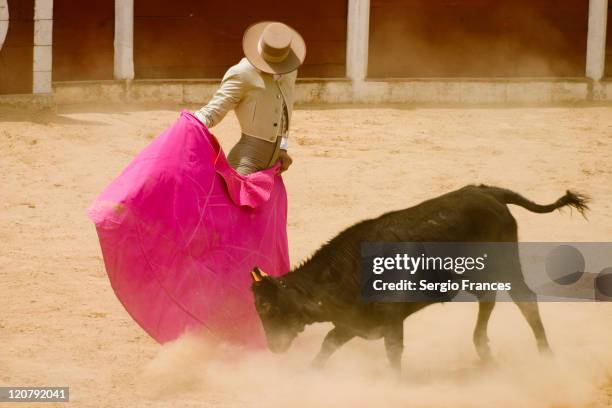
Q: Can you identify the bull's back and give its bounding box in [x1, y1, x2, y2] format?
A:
[367, 186, 516, 242]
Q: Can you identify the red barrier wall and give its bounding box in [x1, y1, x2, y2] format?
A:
[134, 0, 347, 79]
[0, 0, 34, 94]
[52, 0, 114, 81]
[368, 0, 588, 78]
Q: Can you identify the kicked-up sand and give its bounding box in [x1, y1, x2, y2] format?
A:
[1, 104, 611, 407]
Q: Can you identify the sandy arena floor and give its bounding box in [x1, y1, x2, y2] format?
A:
[1, 105, 611, 407]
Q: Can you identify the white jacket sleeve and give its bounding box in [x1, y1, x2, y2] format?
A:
[194, 73, 245, 128]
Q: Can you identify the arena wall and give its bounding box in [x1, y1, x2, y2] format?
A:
[0, 0, 34, 94]
[133, 0, 347, 79]
[368, 0, 589, 78]
[0, 0, 611, 105]
[43, 77, 604, 106]
[52, 0, 114, 81]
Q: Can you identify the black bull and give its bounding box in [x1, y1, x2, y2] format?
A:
[251, 185, 589, 372]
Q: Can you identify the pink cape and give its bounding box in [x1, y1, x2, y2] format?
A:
[87, 110, 290, 347]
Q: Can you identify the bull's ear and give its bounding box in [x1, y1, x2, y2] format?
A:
[251, 266, 268, 282]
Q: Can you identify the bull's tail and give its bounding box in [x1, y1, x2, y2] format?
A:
[478, 185, 590, 218]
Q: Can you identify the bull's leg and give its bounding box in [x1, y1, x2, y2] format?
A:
[383, 322, 404, 373]
[473, 299, 496, 363]
[509, 281, 552, 355]
[513, 299, 552, 355]
[500, 245, 552, 355]
[311, 326, 354, 369]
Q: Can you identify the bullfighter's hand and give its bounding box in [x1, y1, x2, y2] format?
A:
[279, 150, 293, 173]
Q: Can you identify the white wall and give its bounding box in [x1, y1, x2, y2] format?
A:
[114, 0, 134, 80]
[0, 0, 8, 51]
[33, 0, 53, 93]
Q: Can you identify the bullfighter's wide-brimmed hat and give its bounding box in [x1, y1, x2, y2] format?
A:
[243, 21, 306, 75]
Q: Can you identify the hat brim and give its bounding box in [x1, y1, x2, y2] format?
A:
[243, 21, 306, 75]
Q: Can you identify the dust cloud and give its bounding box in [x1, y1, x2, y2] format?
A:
[140, 303, 612, 407]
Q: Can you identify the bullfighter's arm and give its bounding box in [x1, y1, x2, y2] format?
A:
[194, 73, 245, 128]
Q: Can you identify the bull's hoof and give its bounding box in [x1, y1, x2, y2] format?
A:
[539, 345, 554, 358]
[310, 358, 326, 371]
[478, 357, 497, 369]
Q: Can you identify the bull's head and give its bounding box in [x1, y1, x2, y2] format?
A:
[251, 267, 306, 353]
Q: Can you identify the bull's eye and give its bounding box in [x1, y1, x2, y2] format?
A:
[259, 301, 272, 314]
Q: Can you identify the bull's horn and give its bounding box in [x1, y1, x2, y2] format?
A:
[251, 267, 268, 282]
[255, 267, 268, 277]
